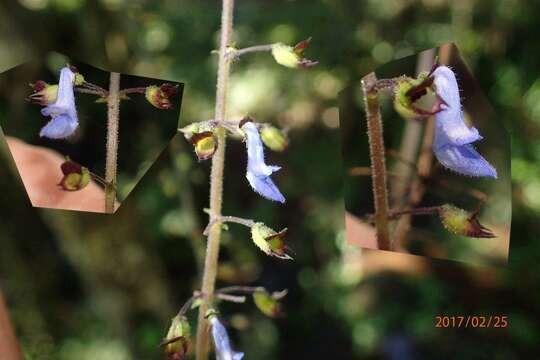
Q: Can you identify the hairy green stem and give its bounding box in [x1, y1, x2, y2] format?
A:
[362, 72, 391, 250]
[203, 215, 255, 235]
[105, 72, 120, 213]
[388, 206, 440, 220]
[231, 44, 273, 59]
[195, 0, 234, 358]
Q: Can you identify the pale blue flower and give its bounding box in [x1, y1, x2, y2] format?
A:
[40, 67, 79, 139]
[243, 121, 286, 203]
[209, 315, 244, 360]
[432, 66, 497, 179]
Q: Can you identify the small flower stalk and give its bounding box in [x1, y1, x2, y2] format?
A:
[207, 310, 244, 360]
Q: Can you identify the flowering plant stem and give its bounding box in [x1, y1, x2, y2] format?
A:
[195, 0, 234, 358]
[362, 72, 391, 250]
[105, 72, 120, 213]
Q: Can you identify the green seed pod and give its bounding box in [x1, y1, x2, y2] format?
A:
[74, 73, 85, 86]
[271, 38, 318, 69]
[260, 125, 288, 152]
[438, 204, 495, 238]
[251, 222, 293, 260]
[272, 43, 301, 68]
[253, 290, 286, 318]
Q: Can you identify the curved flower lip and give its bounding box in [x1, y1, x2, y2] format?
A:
[433, 140, 497, 178]
[433, 66, 482, 146]
[242, 120, 286, 203]
[432, 66, 497, 179]
[40, 67, 79, 139]
[209, 316, 244, 360]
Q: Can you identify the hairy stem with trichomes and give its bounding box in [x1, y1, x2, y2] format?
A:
[362, 72, 391, 250]
[105, 72, 120, 213]
[195, 0, 235, 359]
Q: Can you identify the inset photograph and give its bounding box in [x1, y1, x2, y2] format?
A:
[341, 43, 511, 266]
[0, 53, 182, 213]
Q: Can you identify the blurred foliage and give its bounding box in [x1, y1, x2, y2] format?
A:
[0, 0, 539, 359]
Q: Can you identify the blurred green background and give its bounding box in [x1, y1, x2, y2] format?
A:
[0, 0, 539, 359]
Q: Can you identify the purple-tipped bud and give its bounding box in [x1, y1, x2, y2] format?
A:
[438, 204, 495, 238]
[58, 160, 90, 191]
[145, 83, 179, 109]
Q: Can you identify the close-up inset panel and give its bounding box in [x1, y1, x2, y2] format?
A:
[341, 44, 511, 266]
[0, 54, 183, 213]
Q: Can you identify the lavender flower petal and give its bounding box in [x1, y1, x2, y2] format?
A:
[433, 139, 498, 179]
[39, 113, 78, 139]
[40, 67, 79, 139]
[210, 316, 244, 360]
[243, 121, 285, 203]
[433, 66, 481, 146]
[432, 66, 497, 178]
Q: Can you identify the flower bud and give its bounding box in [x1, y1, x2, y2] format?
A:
[438, 204, 495, 238]
[253, 289, 287, 318]
[74, 73, 85, 86]
[28, 81, 58, 105]
[271, 38, 318, 69]
[145, 83, 179, 109]
[161, 315, 190, 360]
[260, 125, 288, 152]
[58, 160, 91, 191]
[251, 222, 293, 260]
[189, 131, 218, 161]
